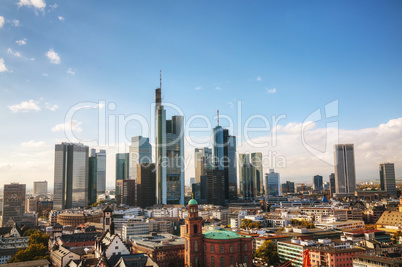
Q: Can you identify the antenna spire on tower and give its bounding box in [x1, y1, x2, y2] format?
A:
[217, 110, 219, 126]
[160, 70, 162, 89]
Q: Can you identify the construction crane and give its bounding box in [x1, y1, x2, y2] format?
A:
[280, 249, 311, 267]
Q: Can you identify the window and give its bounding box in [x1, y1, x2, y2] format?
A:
[244, 243, 248, 251]
[238, 255, 241, 263]
[204, 244, 207, 252]
[186, 224, 188, 234]
[220, 246, 224, 253]
[211, 256, 215, 267]
[194, 241, 198, 252]
[245, 255, 248, 263]
[194, 224, 198, 234]
[195, 256, 199, 267]
[230, 245, 234, 252]
[211, 245, 215, 252]
[220, 257, 224, 267]
[238, 244, 241, 251]
[231, 256, 234, 265]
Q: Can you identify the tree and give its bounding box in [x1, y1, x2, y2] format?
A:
[249, 222, 262, 229]
[23, 228, 37, 237]
[240, 219, 253, 229]
[28, 230, 49, 248]
[8, 244, 48, 263]
[255, 240, 280, 265]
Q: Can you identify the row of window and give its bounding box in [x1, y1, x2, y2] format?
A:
[186, 241, 248, 253]
[188, 255, 249, 267]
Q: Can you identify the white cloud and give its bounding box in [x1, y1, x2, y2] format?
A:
[52, 120, 82, 133]
[16, 39, 27, 46]
[49, 3, 57, 10]
[7, 48, 21, 57]
[267, 88, 277, 94]
[195, 86, 201, 91]
[215, 86, 222, 91]
[20, 140, 46, 148]
[256, 76, 262, 81]
[12, 19, 20, 27]
[8, 99, 41, 113]
[67, 68, 75, 75]
[45, 102, 58, 111]
[58, 16, 64, 21]
[42, 73, 48, 77]
[45, 48, 60, 64]
[0, 58, 7, 72]
[0, 16, 4, 29]
[18, 0, 46, 11]
[30, 58, 35, 61]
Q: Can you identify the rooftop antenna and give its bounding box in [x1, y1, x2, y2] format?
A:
[217, 110, 219, 126]
[160, 70, 162, 89]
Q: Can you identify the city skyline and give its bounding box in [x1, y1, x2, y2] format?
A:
[1, 1, 402, 189]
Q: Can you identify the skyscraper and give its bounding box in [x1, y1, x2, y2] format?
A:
[380, 163, 396, 197]
[251, 152, 263, 196]
[96, 149, 106, 195]
[116, 153, 130, 205]
[238, 154, 255, 200]
[206, 169, 225, 206]
[194, 147, 212, 183]
[334, 144, 356, 197]
[155, 86, 185, 205]
[129, 136, 152, 181]
[88, 149, 98, 206]
[313, 175, 323, 191]
[265, 169, 280, 196]
[54, 143, 89, 210]
[281, 181, 295, 194]
[136, 163, 156, 208]
[329, 173, 335, 197]
[33, 181, 47, 195]
[212, 125, 237, 201]
[1, 183, 26, 227]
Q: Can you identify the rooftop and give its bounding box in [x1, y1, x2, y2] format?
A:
[203, 228, 250, 240]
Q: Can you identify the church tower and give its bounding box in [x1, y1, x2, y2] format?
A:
[103, 205, 113, 234]
[184, 198, 204, 267]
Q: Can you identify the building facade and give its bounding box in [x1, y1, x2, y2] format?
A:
[334, 144, 356, 197]
[155, 86, 185, 205]
[380, 163, 396, 197]
[266, 169, 280, 196]
[313, 175, 323, 191]
[33, 181, 47, 195]
[136, 163, 156, 208]
[53, 143, 89, 210]
[2, 183, 26, 227]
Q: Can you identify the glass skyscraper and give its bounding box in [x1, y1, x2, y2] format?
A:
[96, 149, 106, 195]
[380, 163, 396, 197]
[334, 144, 356, 197]
[53, 143, 89, 210]
[155, 87, 185, 205]
[1, 183, 26, 227]
[265, 169, 280, 196]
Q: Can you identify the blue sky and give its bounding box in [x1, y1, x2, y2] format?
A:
[0, 0, 401, 190]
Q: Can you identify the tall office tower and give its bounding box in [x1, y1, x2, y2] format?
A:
[212, 125, 237, 201]
[265, 169, 280, 196]
[206, 169, 225, 206]
[155, 86, 185, 205]
[329, 173, 335, 197]
[334, 144, 356, 197]
[136, 163, 156, 208]
[194, 147, 212, 183]
[54, 143, 89, 210]
[1, 183, 26, 227]
[238, 154, 255, 199]
[281, 181, 295, 194]
[33, 181, 47, 195]
[88, 149, 98, 206]
[251, 153, 263, 196]
[116, 153, 130, 206]
[313, 175, 323, 191]
[129, 136, 152, 181]
[380, 163, 396, 197]
[96, 149, 106, 195]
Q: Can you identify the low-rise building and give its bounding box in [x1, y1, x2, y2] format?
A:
[309, 247, 366, 267]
